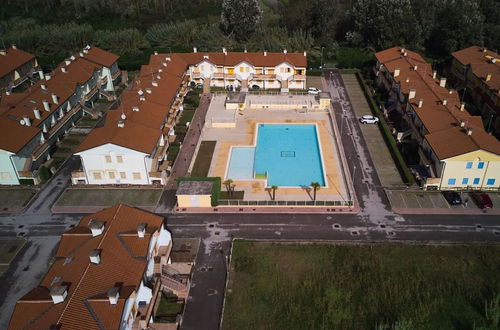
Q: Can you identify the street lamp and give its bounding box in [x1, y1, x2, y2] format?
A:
[320, 46, 325, 69]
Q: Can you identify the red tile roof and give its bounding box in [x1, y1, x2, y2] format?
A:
[8, 204, 166, 330]
[0, 47, 36, 78]
[452, 46, 500, 91]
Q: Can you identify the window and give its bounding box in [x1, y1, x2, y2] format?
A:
[465, 162, 472, 169]
[105, 155, 112, 163]
[116, 155, 123, 163]
[286, 67, 291, 73]
[447, 178, 456, 185]
[473, 178, 480, 185]
[486, 179, 496, 186]
[120, 172, 126, 179]
[462, 178, 469, 185]
[93, 172, 102, 180]
[478, 162, 485, 169]
[239, 67, 244, 72]
[133, 172, 141, 180]
[108, 172, 115, 179]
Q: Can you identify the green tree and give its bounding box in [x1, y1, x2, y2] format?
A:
[310, 182, 321, 201]
[271, 185, 278, 201]
[223, 179, 233, 197]
[220, 0, 262, 41]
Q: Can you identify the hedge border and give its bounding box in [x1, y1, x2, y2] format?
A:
[355, 72, 414, 185]
[176, 177, 221, 206]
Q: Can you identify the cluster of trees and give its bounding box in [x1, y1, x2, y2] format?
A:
[1, 0, 498, 70]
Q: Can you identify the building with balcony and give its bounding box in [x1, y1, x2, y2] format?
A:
[449, 46, 500, 138]
[8, 204, 179, 330]
[0, 46, 120, 185]
[0, 45, 40, 94]
[374, 46, 500, 190]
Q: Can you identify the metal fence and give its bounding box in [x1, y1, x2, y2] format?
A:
[218, 200, 353, 206]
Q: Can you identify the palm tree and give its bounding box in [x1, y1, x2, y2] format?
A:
[310, 182, 321, 201]
[271, 185, 278, 200]
[223, 179, 233, 197]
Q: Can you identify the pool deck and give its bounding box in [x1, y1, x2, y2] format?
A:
[201, 94, 349, 202]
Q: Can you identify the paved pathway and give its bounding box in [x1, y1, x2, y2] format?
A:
[156, 94, 212, 213]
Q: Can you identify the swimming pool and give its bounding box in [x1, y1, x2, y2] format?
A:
[226, 124, 326, 187]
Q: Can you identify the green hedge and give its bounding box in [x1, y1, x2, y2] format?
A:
[176, 177, 221, 207]
[355, 72, 414, 185]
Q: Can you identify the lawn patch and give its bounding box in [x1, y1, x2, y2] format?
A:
[191, 141, 216, 177]
[223, 242, 500, 330]
[55, 188, 162, 207]
[0, 188, 38, 210]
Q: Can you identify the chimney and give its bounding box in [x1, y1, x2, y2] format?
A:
[222, 47, 227, 55]
[432, 70, 437, 79]
[408, 88, 416, 99]
[492, 58, 497, 64]
[132, 106, 139, 112]
[152, 81, 158, 87]
[12, 44, 17, 49]
[165, 56, 171, 61]
[403, 52, 408, 57]
[146, 88, 152, 94]
[140, 96, 146, 101]
[38, 70, 44, 79]
[5, 90, 10, 95]
[442, 98, 447, 106]
[483, 47, 487, 53]
[117, 120, 125, 128]
[283, 49, 287, 54]
[405, 77, 410, 83]
[264, 51, 267, 56]
[51, 93, 59, 104]
[45, 74, 51, 81]
[22, 116, 31, 126]
[400, 48, 405, 54]
[394, 68, 400, 77]
[467, 128, 473, 135]
[42, 100, 50, 111]
[413, 65, 418, 71]
[65, 60, 71, 66]
[418, 98, 423, 108]
[154, 50, 158, 55]
[244, 48, 248, 53]
[137, 223, 146, 238]
[33, 108, 41, 119]
[486, 73, 492, 81]
[61, 67, 67, 73]
[107, 287, 120, 305]
[193, 47, 197, 53]
[79, 52, 84, 57]
[41, 84, 47, 90]
[203, 55, 209, 59]
[50, 286, 68, 304]
[0, 50, 6, 56]
[460, 102, 465, 111]
[303, 51, 307, 57]
[88, 249, 101, 264]
[88, 220, 104, 236]
[460, 120, 466, 127]
[439, 78, 446, 87]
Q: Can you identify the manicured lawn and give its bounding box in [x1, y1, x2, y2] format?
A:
[178, 109, 195, 125]
[0, 188, 38, 210]
[191, 141, 216, 177]
[55, 188, 162, 207]
[219, 191, 244, 200]
[223, 242, 500, 330]
[155, 293, 183, 323]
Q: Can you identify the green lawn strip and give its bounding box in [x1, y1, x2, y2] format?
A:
[355, 72, 414, 185]
[191, 141, 216, 177]
[0, 188, 37, 208]
[177, 177, 221, 206]
[167, 145, 180, 162]
[156, 295, 183, 316]
[55, 188, 162, 207]
[223, 242, 500, 330]
[219, 191, 244, 200]
[178, 109, 195, 125]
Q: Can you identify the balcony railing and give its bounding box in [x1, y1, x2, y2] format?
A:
[84, 85, 99, 101]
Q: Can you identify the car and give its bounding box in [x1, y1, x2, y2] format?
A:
[359, 115, 380, 124]
[470, 192, 493, 209]
[251, 84, 260, 90]
[442, 191, 462, 205]
[308, 87, 321, 95]
[195, 82, 203, 89]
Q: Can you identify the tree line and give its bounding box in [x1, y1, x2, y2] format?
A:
[0, 0, 498, 70]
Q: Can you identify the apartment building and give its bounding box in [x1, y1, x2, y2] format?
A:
[449, 46, 500, 137]
[73, 50, 306, 185]
[0, 45, 40, 94]
[374, 46, 500, 190]
[8, 204, 183, 330]
[0, 46, 120, 185]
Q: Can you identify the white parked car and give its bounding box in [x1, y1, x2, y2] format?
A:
[359, 115, 379, 124]
[308, 87, 321, 95]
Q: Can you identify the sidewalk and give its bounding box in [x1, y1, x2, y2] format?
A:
[175, 205, 360, 214]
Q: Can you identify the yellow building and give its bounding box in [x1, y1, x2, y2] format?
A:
[176, 180, 213, 207]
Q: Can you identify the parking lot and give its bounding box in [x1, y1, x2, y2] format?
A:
[387, 189, 500, 214]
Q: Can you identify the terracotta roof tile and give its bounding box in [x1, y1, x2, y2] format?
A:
[0, 47, 36, 78]
[452, 46, 500, 91]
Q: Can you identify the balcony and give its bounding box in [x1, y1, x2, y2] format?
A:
[252, 74, 276, 80]
[294, 75, 306, 80]
[191, 72, 201, 79]
[111, 70, 121, 80]
[84, 85, 99, 101]
[17, 171, 33, 179]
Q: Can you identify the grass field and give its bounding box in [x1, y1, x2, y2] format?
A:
[0, 188, 38, 210]
[55, 188, 162, 207]
[191, 141, 216, 177]
[223, 242, 500, 330]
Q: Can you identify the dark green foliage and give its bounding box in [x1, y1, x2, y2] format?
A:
[18, 179, 35, 185]
[38, 166, 51, 183]
[220, 0, 262, 41]
[191, 141, 216, 177]
[224, 242, 500, 330]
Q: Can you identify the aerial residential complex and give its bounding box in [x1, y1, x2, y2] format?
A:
[449, 46, 500, 137]
[8, 204, 193, 330]
[72, 50, 308, 185]
[0, 46, 120, 185]
[374, 47, 500, 190]
[0, 45, 40, 94]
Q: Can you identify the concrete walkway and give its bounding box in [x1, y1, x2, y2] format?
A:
[341, 74, 403, 187]
[156, 94, 212, 213]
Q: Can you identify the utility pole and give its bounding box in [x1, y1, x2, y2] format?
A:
[320, 46, 325, 69]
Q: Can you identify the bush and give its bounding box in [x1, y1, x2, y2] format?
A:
[38, 166, 51, 183]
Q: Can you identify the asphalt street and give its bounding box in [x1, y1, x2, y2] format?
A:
[0, 71, 499, 329]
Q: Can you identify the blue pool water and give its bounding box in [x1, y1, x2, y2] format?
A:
[227, 124, 325, 187]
